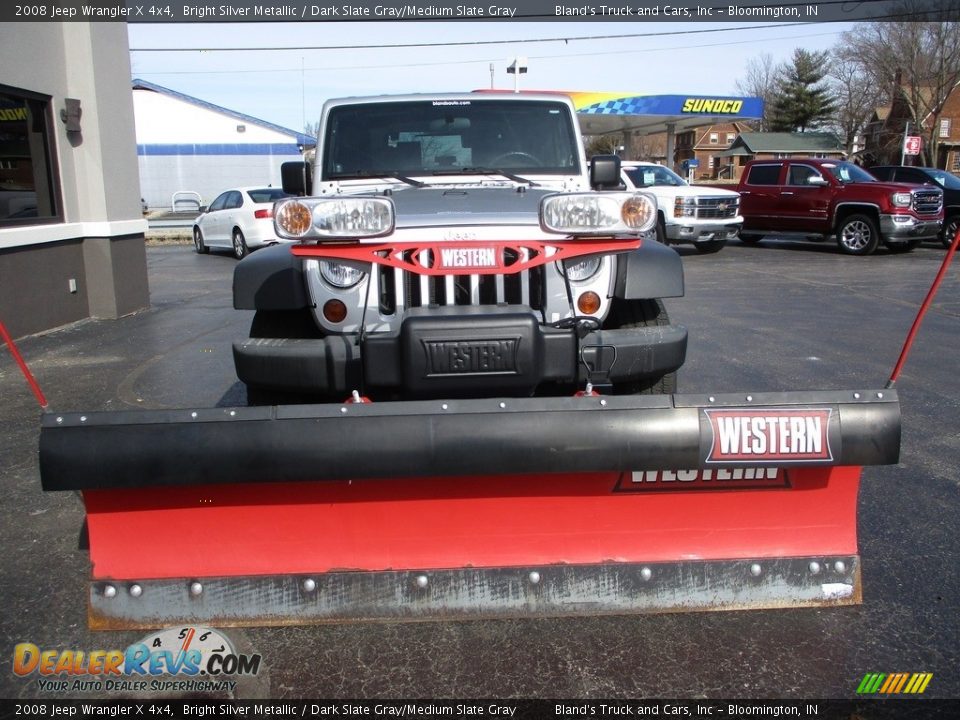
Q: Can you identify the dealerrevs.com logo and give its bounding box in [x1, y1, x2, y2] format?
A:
[14, 626, 261, 693]
[857, 672, 933, 695]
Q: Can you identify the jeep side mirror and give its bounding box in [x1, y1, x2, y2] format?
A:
[590, 155, 623, 190]
[808, 176, 829, 187]
[281, 161, 313, 196]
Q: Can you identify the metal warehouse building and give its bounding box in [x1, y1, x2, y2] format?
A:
[132, 79, 313, 211]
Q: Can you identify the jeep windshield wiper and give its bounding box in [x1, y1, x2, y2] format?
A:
[331, 171, 425, 188]
[435, 167, 540, 187]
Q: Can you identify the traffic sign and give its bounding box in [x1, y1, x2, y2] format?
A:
[904, 136, 922, 156]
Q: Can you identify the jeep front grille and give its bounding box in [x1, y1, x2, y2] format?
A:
[912, 189, 943, 216]
[695, 197, 739, 219]
[377, 248, 544, 315]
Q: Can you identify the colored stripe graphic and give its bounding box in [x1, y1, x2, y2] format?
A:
[857, 672, 932, 694]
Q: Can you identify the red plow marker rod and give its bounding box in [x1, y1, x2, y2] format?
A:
[0, 319, 47, 410]
[887, 227, 960, 388]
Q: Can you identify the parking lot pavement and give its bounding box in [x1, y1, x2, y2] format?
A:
[1, 238, 958, 700]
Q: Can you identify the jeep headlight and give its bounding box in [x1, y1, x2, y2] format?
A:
[891, 192, 912, 208]
[320, 261, 366, 288]
[540, 192, 656, 235]
[558, 256, 602, 282]
[275, 197, 394, 240]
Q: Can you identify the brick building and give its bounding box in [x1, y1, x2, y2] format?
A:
[714, 132, 845, 183]
[863, 80, 960, 171]
[675, 122, 754, 180]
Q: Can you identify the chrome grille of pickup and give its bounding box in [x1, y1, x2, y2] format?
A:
[377, 249, 544, 315]
[912, 189, 943, 216]
[695, 197, 740, 219]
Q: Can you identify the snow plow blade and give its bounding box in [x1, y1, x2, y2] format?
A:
[38, 389, 900, 628]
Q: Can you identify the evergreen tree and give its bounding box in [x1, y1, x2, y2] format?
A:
[769, 49, 837, 132]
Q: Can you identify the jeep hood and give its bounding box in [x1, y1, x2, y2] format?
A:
[387, 187, 556, 228]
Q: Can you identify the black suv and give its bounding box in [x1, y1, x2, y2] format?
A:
[869, 166, 960, 247]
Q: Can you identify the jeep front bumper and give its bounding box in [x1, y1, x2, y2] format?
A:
[234, 306, 687, 397]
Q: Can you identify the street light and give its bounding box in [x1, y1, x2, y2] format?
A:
[507, 56, 527, 93]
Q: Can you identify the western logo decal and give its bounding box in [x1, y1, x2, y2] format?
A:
[614, 467, 790, 493]
[437, 247, 500, 270]
[704, 408, 833, 463]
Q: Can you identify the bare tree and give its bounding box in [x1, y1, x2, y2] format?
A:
[630, 133, 667, 162]
[734, 53, 783, 132]
[827, 50, 886, 157]
[585, 134, 623, 157]
[843, 13, 960, 166]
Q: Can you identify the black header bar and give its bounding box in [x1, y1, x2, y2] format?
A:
[0, 699, 958, 719]
[3, 0, 958, 23]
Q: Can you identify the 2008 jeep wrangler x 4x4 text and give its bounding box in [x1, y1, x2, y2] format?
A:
[232, 93, 687, 403]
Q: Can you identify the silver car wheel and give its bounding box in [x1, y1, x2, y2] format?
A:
[836, 214, 879, 256]
[840, 220, 871, 251]
[233, 229, 248, 260]
[193, 227, 207, 254]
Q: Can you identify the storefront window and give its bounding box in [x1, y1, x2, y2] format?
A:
[0, 84, 60, 225]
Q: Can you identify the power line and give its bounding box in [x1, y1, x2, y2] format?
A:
[131, 28, 847, 76]
[130, 21, 822, 52]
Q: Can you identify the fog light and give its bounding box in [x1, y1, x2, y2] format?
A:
[323, 299, 348, 323]
[577, 291, 601, 314]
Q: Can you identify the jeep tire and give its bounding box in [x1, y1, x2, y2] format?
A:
[602, 298, 677, 395]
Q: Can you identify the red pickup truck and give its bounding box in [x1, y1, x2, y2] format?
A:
[737, 158, 943, 255]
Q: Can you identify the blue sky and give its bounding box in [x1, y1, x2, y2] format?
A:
[127, 21, 854, 134]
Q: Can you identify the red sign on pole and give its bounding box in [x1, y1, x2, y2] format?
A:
[904, 136, 922, 156]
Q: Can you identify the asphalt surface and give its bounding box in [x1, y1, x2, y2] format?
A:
[1, 236, 957, 704]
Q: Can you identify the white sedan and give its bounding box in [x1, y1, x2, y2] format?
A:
[193, 187, 292, 259]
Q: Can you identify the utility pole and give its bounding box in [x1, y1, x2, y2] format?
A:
[900, 120, 910, 165]
[489, 63, 494, 90]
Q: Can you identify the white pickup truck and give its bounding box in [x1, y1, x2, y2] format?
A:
[621, 161, 742, 254]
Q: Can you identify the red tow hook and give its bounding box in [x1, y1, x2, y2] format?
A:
[574, 382, 601, 397]
[345, 390, 372, 404]
[0, 319, 48, 410]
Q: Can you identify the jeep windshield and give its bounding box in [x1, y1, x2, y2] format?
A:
[822, 162, 877, 184]
[321, 99, 582, 181]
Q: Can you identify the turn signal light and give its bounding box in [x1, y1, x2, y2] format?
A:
[323, 300, 348, 324]
[577, 291, 601, 315]
[621, 195, 656, 230]
[275, 201, 313, 237]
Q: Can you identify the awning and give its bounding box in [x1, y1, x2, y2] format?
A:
[718, 146, 753, 157]
[567, 92, 763, 137]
